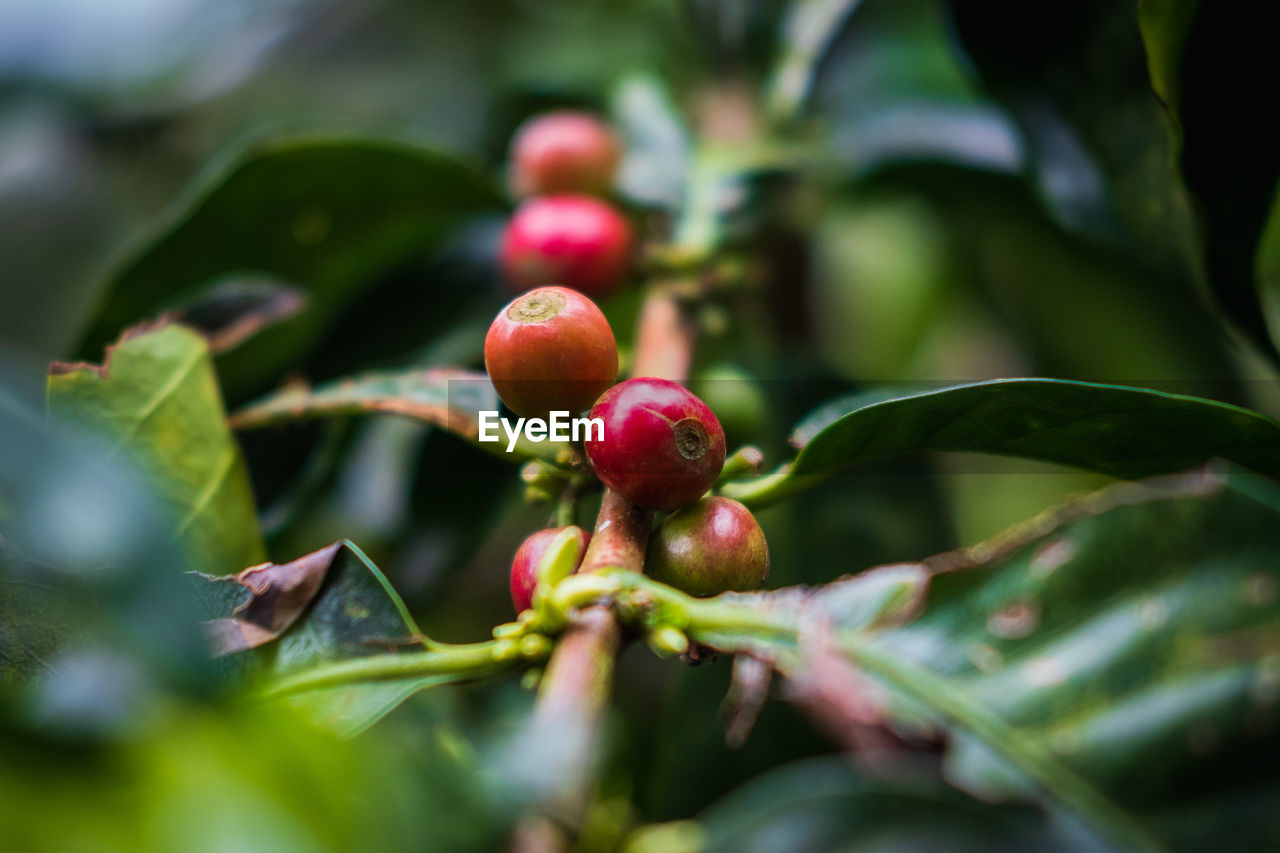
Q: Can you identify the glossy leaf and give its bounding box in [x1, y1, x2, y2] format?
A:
[657, 465, 1280, 849]
[723, 379, 1280, 507]
[231, 367, 568, 463]
[78, 138, 505, 389]
[46, 323, 265, 577]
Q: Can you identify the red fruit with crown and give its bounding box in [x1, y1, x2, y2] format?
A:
[584, 378, 726, 511]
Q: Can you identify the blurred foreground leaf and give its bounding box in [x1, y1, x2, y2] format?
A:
[650, 465, 1280, 850]
[725, 379, 1280, 507]
[47, 323, 265, 576]
[80, 139, 505, 389]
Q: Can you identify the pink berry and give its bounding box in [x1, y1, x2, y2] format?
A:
[510, 526, 591, 614]
[500, 195, 633, 298]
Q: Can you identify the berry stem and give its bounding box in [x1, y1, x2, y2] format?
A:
[633, 283, 697, 380]
[513, 280, 694, 847]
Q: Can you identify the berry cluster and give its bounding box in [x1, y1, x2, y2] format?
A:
[486, 111, 769, 614]
[501, 111, 633, 299]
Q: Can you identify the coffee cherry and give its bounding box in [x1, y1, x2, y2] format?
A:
[509, 111, 621, 197]
[500, 196, 633, 298]
[585, 378, 726, 511]
[485, 286, 618, 418]
[646, 497, 769, 596]
[510, 525, 591, 613]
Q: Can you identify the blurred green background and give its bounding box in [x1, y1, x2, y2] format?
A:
[3, 0, 1279, 850]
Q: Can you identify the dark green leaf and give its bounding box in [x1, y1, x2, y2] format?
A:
[46, 323, 265, 577]
[724, 379, 1280, 507]
[79, 138, 505, 389]
[193, 540, 444, 737]
[673, 465, 1280, 850]
[947, 0, 1280, 362]
[192, 540, 514, 737]
[697, 756, 1056, 853]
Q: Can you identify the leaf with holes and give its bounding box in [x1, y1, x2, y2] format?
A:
[46, 323, 265, 577]
[669, 465, 1280, 850]
[723, 379, 1280, 508]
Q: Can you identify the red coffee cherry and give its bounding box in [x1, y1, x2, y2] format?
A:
[585, 378, 726, 511]
[499, 196, 633, 298]
[484, 286, 618, 418]
[510, 526, 591, 613]
[646, 497, 769, 596]
[509, 111, 621, 197]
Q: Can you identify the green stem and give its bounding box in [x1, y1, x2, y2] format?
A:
[718, 464, 828, 510]
[555, 488, 577, 528]
[260, 641, 519, 698]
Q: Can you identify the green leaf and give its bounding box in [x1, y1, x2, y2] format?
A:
[46, 323, 265, 577]
[723, 379, 1280, 508]
[231, 367, 569, 464]
[79, 138, 505, 390]
[947, 0, 1280, 362]
[635, 465, 1280, 850]
[194, 540, 511, 737]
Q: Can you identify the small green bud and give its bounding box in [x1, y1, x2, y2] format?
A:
[647, 624, 690, 658]
[519, 633, 553, 660]
[492, 621, 524, 639]
[491, 638, 521, 661]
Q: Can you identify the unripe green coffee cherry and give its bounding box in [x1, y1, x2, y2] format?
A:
[646, 497, 769, 596]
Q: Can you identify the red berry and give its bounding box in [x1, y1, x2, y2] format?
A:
[484, 286, 618, 418]
[585, 378, 726, 511]
[510, 526, 591, 613]
[646, 497, 769, 596]
[509, 111, 621, 197]
[500, 196, 633, 298]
